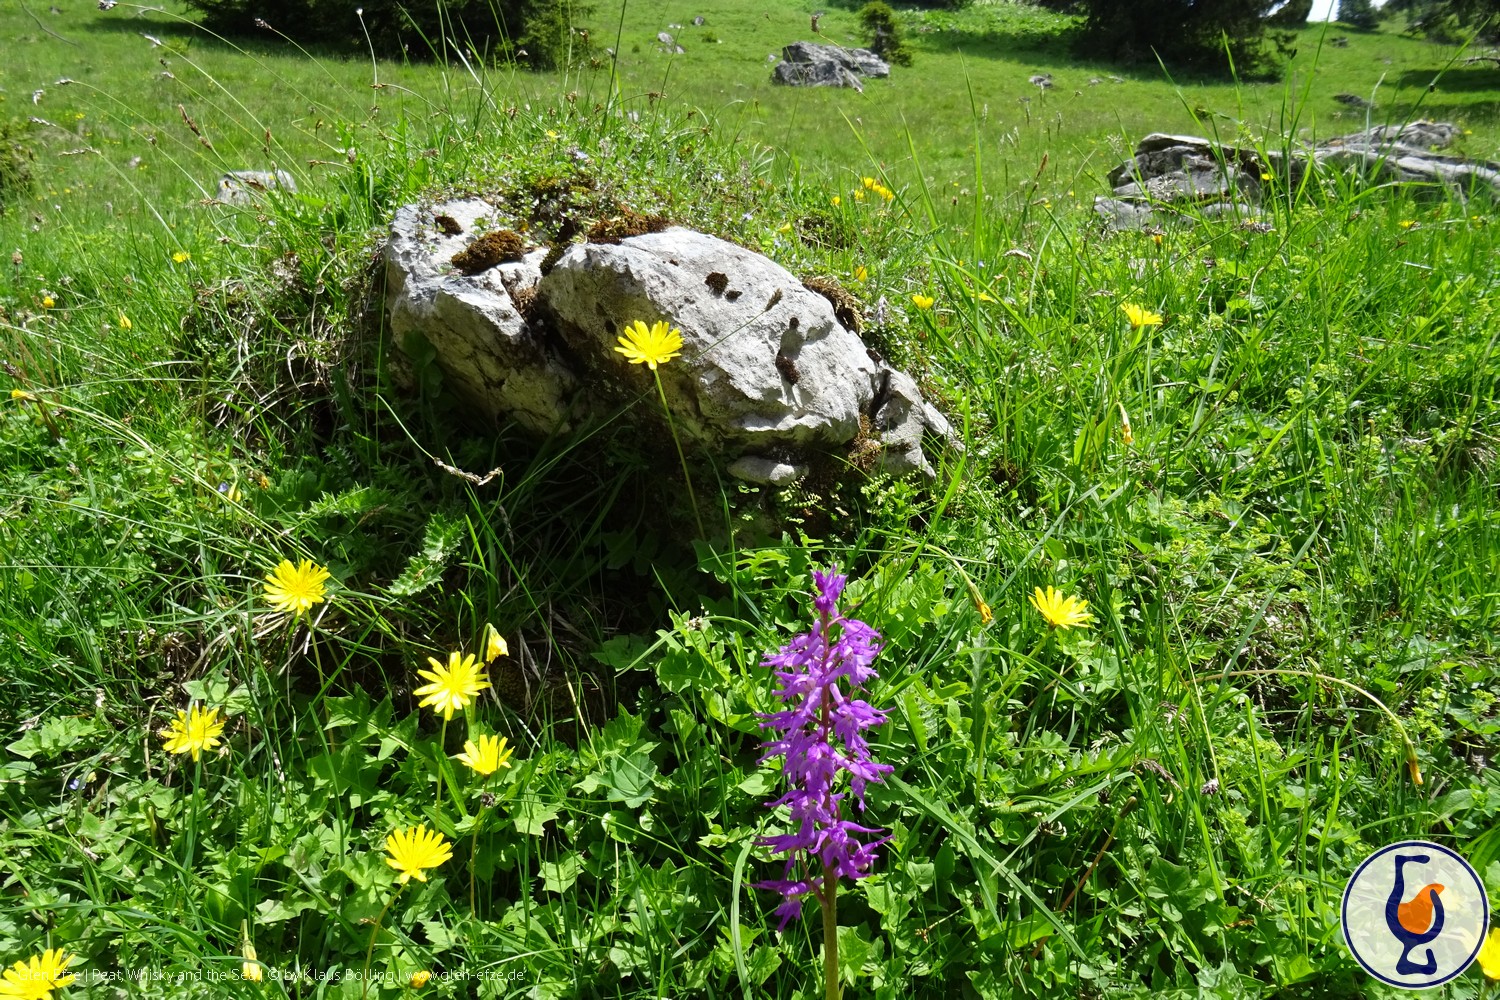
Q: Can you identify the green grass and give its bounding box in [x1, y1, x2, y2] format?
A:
[2, 2, 1500, 998]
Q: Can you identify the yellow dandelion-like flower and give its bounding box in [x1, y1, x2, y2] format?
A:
[410, 970, 433, 988]
[263, 559, 331, 616]
[1151, 234, 1163, 247]
[172, 251, 190, 263]
[1029, 586, 1094, 630]
[116, 313, 132, 331]
[383, 825, 453, 884]
[854, 265, 867, 281]
[976, 291, 996, 303]
[614, 319, 684, 371]
[875, 184, 894, 202]
[853, 189, 866, 202]
[483, 623, 508, 663]
[41, 296, 55, 309]
[1398, 219, 1417, 230]
[1120, 302, 1163, 329]
[830, 195, 841, 207]
[414, 651, 490, 720]
[10, 389, 35, 401]
[455, 733, 515, 776]
[158, 704, 226, 762]
[861, 176, 876, 189]
[0, 949, 75, 1000]
[911, 293, 935, 310]
[1477, 928, 1500, 980]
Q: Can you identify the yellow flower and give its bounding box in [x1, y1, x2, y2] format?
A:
[1118, 402, 1134, 446]
[862, 176, 876, 189]
[263, 559, 331, 616]
[830, 195, 841, 207]
[1477, 927, 1500, 980]
[1029, 586, 1094, 630]
[172, 251, 190, 263]
[10, 389, 35, 401]
[1260, 171, 1273, 182]
[159, 705, 226, 762]
[545, 129, 559, 141]
[410, 970, 433, 988]
[911, 293, 934, 310]
[614, 319, 684, 371]
[853, 189, 866, 202]
[483, 623, 508, 663]
[414, 651, 490, 720]
[0, 949, 75, 999]
[875, 184, 894, 201]
[455, 733, 515, 776]
[854, 265, 867, 281]
[1120, 302, 1163, 329]
[777, 222, 792, 233]
[976, 291, 995, 303]
[117, 313, 132, 331]
[241, 942, 261, 982]
[41, 296, 54, 309]
[1398, 219, 1416, 230]
[1151, 234, 1163, 247]
[383, 824, 453, 884]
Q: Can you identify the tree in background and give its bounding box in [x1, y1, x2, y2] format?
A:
[182, 0, 593, 67]
[1385, 0, 1500, 40]
[859, 2, 913, 67]
[1067, 0, 1301, 77]
[1339, 0, 1384, 29]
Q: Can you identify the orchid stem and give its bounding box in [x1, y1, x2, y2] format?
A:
[822, 863, 840, 1000]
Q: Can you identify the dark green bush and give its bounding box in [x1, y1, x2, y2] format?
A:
[1069, 0, 1298, 78]
[0, 119, 35, 213]
[859, 1, 912, 67]
[184, 0, 593, 68]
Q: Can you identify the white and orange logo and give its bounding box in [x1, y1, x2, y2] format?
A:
[1342, 840, 1489, 988]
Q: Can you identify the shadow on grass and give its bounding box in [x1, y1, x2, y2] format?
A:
[1396, 65, 1500, 93]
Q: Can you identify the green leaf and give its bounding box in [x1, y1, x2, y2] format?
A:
[601, 745, 658, 809]
[8, 716, 101, 759]
[540, 854, 583, 894]
[513, 792, 562, 837]
[388, 511, 464, 597]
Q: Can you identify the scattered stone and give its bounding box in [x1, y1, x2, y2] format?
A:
[450, 229, 527, 275]
[1330, 36, 1349, 47]
[385, 206, 955, 482]
[728, 455, 807, 487]
[692, 15, 704, 25]
[214, 169, 296, 205]
[771, 41, 889, 90]
[1029, 73, 1053, 90]
[1095, 121, 1500, 229]
[1334, 93, 1374, 110]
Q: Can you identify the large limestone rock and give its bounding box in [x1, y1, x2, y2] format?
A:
[384, 206, 953, 481]
[771, 41, 890, 90]
[1094, 121, 1500, 229]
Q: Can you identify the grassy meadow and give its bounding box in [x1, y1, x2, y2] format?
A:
[2, 0, 1500, 997]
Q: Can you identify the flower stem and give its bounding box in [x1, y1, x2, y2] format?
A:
[437, 718, 448, 808]
[469, 791, 491, 916]
[361, 883, 404, 1000]
[821, 863, 840, 1000]
[653, 369, 706, 539]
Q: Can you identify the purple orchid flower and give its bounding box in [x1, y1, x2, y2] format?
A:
[755, 566, 893, 931]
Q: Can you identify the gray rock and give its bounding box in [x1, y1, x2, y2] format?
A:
[384, 198, 576, 433]
[771, 41, 889, 89]
[384, 210, 952, 482]
[728, 456, 807, 487]
[214, 169, 296, 205]
[1096, 121, 1500, 230]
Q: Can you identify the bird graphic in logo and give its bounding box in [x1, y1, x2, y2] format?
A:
[1385, 854, 1446, 976]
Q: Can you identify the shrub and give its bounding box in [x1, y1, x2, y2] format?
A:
[859, 1, 912, 68]
[182, 0, 594, 68]
[1069, 0, 1298, 78]
[1339, 0, 1382, 29]
[0, 119, 35, 213]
